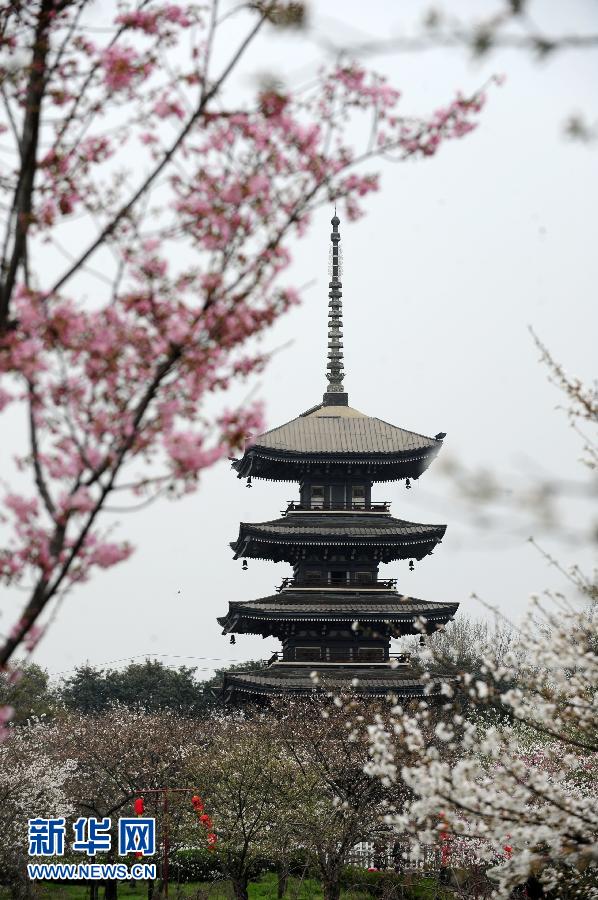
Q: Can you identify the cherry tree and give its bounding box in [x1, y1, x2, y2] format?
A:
[189, 715, 299, 900]
[33, 708, 209, 899]
[0, 0, 490, 672]
[273, 698, 408, 900]
[362, 343, 598, 896]
[0, 722, 75, 895]
[365, 589, 598, 898]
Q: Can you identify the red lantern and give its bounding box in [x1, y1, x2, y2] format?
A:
[440, 831, 450, 866]
[134, 797, 145, 816]
[207, 832, 217, 850]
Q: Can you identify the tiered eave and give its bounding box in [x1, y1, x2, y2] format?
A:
[218, 590, 458, 636]
[232, 402, 443, 483]
[230, 511, 446, 563]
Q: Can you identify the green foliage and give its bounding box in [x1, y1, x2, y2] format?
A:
[169, 848, 222, 882]
[248, 873, 323, 900]
[58, 659, 269, 716]
[169, 849, 315, 884]
[339, 868, 452, 899]
[0, 663, 56, 723]
[59, 660, 209, 715]
[58, 665, 113, 714]
[0, 872, 455, 900]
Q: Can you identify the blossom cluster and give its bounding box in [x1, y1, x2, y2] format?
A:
[365, 598, 598, 898]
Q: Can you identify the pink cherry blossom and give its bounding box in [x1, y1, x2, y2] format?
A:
[101, 45, 152, 92]
[89, 542, 134, 568]
[0, 0, 490, 664]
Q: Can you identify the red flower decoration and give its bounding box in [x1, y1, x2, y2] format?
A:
[191, 795, 204, 811]
[134, 797, 145, 816]
[199, 813, 213, 828]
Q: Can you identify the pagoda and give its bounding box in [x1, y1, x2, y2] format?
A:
[217, 215, 458, 701]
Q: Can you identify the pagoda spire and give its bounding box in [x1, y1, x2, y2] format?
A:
[323, 213, 348, 406]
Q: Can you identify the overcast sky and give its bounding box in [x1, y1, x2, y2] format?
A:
[3, 1, 597, 679]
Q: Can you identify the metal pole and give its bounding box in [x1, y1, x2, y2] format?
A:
[135, 786, 200, 898]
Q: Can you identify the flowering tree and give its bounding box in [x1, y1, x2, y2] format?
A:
[189, 716, 298, 900]
[0, 722, 75, 895]
[0, 0, 490, 670]
[365, 350, 598, 897]
[365, 592, 597, 898]
[31, 708, 208, 899]
[274, 698, 406, 900]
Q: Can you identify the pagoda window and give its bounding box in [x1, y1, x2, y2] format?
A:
[310, 485, 324, 509]
[295, 647, 321, 662]
[358, 647, 385, 662]
[303, 570, 322, 585]
[329, 569, 348, 585]
[352, 485, 366, 508]
[355, 571, 374, 584]
[327, 647, 353, 662]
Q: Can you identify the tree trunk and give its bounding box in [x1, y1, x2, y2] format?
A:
[322, 876, 341, 900]
[9, 872, 34, 900]
[104, 879, 118, 900]
[277, 868, 289, 899]
[147, 879, 154, 900]
[231, 878, 249, 900]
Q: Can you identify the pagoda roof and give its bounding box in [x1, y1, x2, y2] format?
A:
[223, 664, 439, 699]
[218, 589, 458, 635]
[232, 403, 442, 483]
[231, 511, 446, 563]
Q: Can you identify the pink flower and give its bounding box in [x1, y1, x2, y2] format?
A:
[63, 488, 96, 515]
[116, 10, 160, 33]
[164, 5, 191, 26]
[153, 97, 185, 119]
[247, 174, 269, 197]
[5, 494, 39, 524]
[89, 542, 133, 568]
[165, 432, 226, 475]
[101, 45, 152, 92]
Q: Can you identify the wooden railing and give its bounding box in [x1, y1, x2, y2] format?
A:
[276, 576, 397, 592]
[283, 500, 391, 514]
[266, 652, 411, 666]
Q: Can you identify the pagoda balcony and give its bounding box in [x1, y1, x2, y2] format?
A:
[266, 652, 411, 667]
[276, 575, 398, 592]
[283, 500, 391, 514]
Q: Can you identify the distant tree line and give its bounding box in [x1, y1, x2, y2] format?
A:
[0, 658, 267, 722]
[0, 616, 520, 724]
[0, 615, 528, 725]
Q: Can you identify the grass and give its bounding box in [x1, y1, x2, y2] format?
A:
[0, 871, 453, 900]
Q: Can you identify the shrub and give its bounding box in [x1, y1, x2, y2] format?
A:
[169, 849, 222, 883]
[339, 867, 451, 900]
